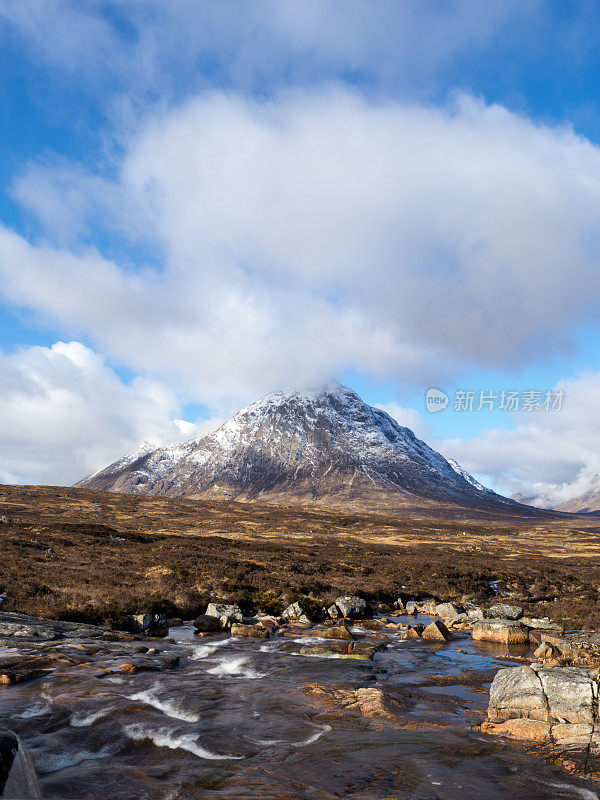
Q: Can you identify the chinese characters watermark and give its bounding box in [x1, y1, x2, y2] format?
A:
[425, 388, 564, 413]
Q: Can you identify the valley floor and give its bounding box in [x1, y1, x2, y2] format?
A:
[1, 485, 600, 630]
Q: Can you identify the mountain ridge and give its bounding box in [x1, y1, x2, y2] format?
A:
[77, 383, 519, 515]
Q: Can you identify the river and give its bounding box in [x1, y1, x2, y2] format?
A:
[1, 614, 599, 799]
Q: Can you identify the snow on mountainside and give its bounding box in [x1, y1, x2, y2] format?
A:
[77, 383, 514, 513]
[554, 475, 600, 513]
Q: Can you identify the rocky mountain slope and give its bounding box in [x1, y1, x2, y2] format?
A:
[77, 383, 517, 514]
[555, 476, 600, 513]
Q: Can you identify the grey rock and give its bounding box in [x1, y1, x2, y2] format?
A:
[124, 614, 169, 637]
[405, 601, 419, 615]
[205, 603, 243, 626]
[327, 604, 340, 619]
[487, 604, 523, 620]
[435, 602, 464, 618]
[535, 666, 596, 724]
[467, 607, 484, 621]
[487, 665, 597, 726]
[334, 596, 368, 619]
[488, 666, 549, 722]
[282, 602, 309, 621]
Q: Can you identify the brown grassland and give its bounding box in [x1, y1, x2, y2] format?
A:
[1, 484, 600, 629]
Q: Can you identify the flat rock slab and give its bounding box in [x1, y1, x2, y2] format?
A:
[472, 619, 529, 645]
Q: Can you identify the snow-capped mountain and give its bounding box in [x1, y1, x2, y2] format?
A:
[77, 383, 514, 513]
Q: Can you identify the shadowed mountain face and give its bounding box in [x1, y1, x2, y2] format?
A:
[77, 383, 518, 514]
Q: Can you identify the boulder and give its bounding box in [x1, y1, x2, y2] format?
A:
[124, 613, 169, 637]
[418, 599, 438, 614]
[435, 602, 464, 618]
[193, 614, 221, 633]
[230, 623, 269, 639]
[334, 596, 368, 619]
[405, 602, 419, 615]
[488, 665, 549, 722]
[376, 603, 392, 614]
[327, 604, 340, 619]
[205, 603, 243, 626]
[472, 619, 529, 646]
[487, 604, 523, 620]
[533, 642, 554, 661]
[282, 602, 308, 621]
[394, 599, 405, 613]
[422, 620, 453, 641]
[405, 624, 424, 638]
[536, 666, 596, 724]
[467, 607, 484, 621]
[487, 665, 596, 725]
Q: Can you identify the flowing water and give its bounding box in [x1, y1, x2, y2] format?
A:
[1, 615, 599, 799]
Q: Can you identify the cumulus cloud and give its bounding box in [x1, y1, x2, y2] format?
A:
[0, 341, 220, 485]
[0, 0, 533, 99]
[437, 372, 600, 507]
[3, 89, 600, 406]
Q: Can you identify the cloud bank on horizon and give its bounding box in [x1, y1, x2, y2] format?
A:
[1, 0, 600, 506]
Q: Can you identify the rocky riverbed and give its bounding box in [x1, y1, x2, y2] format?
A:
[1, 602, 600, 800]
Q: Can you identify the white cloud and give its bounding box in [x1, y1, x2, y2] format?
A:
[437, 372, 600, 507]
[375, 401, 430, 438]
[3, 89, 600, 407]
[0, 1, 533, 99]
[0, 341, 215, 485]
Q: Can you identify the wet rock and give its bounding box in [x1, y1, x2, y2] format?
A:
[123, 614, 168, 637]
[405, 625, 423, 638]
[0, 726, 41, 799]
[193, 614, 221, 633]
[300, 641, 378, 660]
[205, 603, 243, 626]
[352, 619, 383, 631]
[304, 683, 405, 719]
[422, 621, 453, 641]
[482, 717, 553, 741]
[487, 604, 523, 620]
[319, 625, 354, 640]
[472, 619, 529, 645]
[0, 621, 60, 640]
[334, 596, 368, 619]
[230, 623, 269, 639]
[435, 602, 464, 618]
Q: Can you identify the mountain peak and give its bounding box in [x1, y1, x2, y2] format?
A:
[77, 384, 511, 514]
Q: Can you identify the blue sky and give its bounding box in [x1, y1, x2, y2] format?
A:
[1, 1, 600, 504]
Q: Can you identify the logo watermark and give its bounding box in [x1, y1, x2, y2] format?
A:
[425, 388, 565, 413]
[425, 388, 449, 413]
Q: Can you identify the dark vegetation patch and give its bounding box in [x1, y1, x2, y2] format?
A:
[0, 485, 599, 629]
